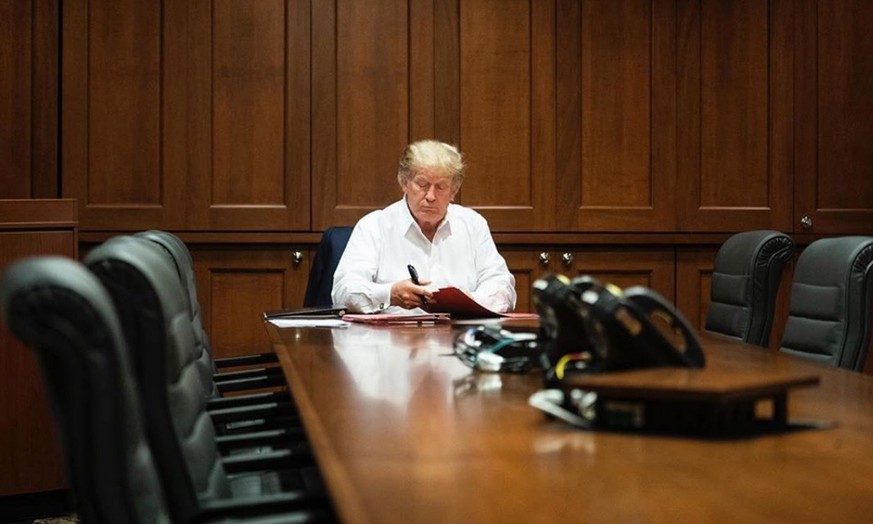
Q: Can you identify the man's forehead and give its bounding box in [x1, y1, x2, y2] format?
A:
[411, 168, 451, 181]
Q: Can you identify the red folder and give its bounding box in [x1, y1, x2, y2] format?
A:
[425, 287, 539, 319]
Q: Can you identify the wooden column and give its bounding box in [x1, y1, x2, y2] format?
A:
[0, 199, 77, 495]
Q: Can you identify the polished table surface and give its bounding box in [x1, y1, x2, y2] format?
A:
[264, 321, 873, 523]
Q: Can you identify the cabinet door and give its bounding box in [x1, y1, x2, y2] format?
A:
[503, 249, 555, 313]
[503, 247, 675, 313]
[186, 0, 310, 230]
[62, 0, 186, 229]
[675, 247, 718, 333]
[555, 0, 676, 231]
[456, 0, 556, 230]
[795, 0, 873, 234]
[191, 247, 310, 359]
[312, 0, 557, 231]
[676, 0, 793, 232]
[63, 0, 310, 231]
[311, 0, 438, 229]
[567, 248, 675, 301]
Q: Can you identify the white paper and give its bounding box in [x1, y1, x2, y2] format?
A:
[268, 318, 349, 328]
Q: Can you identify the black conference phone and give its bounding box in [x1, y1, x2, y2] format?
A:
[532, 274, 704, 383]
[452, 273, 703, 381]
[527, 274, 714, 433]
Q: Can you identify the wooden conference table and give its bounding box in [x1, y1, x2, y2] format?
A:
[264, 320, 873, 523]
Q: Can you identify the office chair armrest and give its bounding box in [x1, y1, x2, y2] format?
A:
[221, 447, 316, 474]
[192, 492, 330, 523]
[214, 352, 279, 370]
[209, 401, 299, 426]
[209, 394, 301, 435]
[215, 428, 308, 455]
[214, 416, 303, 438]
[214, 366, 284, 383]
[216, 373, 288, 394]
[208, 390, 291, 410]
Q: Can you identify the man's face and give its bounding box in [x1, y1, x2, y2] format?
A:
[401, 168, 458, 229]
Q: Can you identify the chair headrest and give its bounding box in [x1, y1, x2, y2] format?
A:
[0, 256, 170, 524]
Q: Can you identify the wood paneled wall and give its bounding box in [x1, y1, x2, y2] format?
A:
[5, 0, 873, 352]
[48, 0, 873, 235]
[0, 200, 77, 496]
[62, 0, 310, 230]
[795, 0, 873, 233]
[677, 0, 793, 231]
[0, 0, 58, 199]
[191, 246, 310, 359]
[5, 0, 873, 501]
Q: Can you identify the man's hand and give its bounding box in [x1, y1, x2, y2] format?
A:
[390, 279, 435, 309]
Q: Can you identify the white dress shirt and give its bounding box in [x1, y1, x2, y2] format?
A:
[331, 198, 517, 314]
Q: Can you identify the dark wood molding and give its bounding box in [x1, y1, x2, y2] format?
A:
[0, 199, 76, 230]
[77, 229, 843, 248]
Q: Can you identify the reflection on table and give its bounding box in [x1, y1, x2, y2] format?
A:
[265, 321, 873, 524]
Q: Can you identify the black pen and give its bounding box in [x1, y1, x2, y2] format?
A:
[407, 264, 429, 306]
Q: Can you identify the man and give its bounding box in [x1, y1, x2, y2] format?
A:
[331, 139, 517, 314]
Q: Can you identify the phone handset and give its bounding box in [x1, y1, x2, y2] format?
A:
[622, 287, 705, 368]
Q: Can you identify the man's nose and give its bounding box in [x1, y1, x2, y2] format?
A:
[425, 187, 437, 200]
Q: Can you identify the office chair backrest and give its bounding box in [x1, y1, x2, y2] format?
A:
[705, 230, 794, 346]
[780, 236, 873, 371]
[134, 229, 218, 397]
[85, 237, 231, 523]
[304, 226, 353, 307]
[0, 257, 170, 524]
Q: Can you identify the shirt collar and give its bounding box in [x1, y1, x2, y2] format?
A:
[401, 197, 454, 239]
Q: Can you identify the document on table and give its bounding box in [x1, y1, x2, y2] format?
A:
[424, 287, 539, 319]
[264, 305, 349, 327]
[268, 317, 349, 328]
[342, 313, 451, 325]
[263, 305, 347, 320]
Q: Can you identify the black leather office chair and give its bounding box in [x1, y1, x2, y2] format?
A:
[84, 237, 329, 523]
[132, 230, 302, 437]
[1, 257, 330, 524]
[0, 257, 171, 524]
[780, 236, 873, 371]
[303, 227, 353, 307]
[134, 230, 285, 396]
[705, 230, 794, 347]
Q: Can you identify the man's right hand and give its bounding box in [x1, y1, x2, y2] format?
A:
[390, 279, 435, 309]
